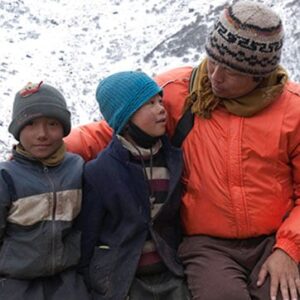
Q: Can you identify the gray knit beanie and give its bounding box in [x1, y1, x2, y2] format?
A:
[9, 81, 71, 140]
[205, 1, 284, 76]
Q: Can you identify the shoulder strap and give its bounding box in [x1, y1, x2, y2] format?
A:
[171, 67, 197, 147]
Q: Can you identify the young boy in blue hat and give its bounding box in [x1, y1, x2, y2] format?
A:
[78, 71, 190, 299]
[0, 82, 90, 299]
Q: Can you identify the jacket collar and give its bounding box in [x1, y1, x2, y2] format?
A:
[108, 134, 183, 190]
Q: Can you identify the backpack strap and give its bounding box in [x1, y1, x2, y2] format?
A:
[171, 67, 197, 147]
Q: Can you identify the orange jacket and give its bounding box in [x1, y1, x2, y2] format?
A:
[64, 120, 112, 161]
[65, 66, 300, 262]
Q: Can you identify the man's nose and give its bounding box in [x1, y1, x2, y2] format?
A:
[211, 65, 225, 83]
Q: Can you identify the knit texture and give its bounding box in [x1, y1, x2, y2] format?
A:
[205, 1, 284, 76]
[9, 82, 71, 140]
[96, 71, 162, 134]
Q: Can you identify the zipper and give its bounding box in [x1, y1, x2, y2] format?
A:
[43, 165, 57, 274]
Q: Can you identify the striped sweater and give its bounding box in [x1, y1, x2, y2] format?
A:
[118, 135, 169, 274]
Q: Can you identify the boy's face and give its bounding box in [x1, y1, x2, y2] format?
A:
[19, 117, 64, 159]
[130, 93, 167, 137]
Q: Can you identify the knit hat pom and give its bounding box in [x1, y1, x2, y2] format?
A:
[205, 1, 284, 76]
[9, 82, 71, 140]
[96, 71, 162, 134]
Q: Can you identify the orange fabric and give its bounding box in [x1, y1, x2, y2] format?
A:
[156, 67, 300, 262]
[65, 66, 300, 262]
[64, 120, 113, 161]
[155, 66, 194, 138]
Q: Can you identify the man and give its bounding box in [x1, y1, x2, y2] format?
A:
[65, 1, 300, 299]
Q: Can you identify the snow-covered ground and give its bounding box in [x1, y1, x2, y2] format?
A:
[1, 0, 300, 159]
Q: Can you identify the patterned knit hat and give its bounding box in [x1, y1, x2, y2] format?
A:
[9, 81, 71, 140]
[96, 71, 162, 134]
[205, 1, 284, 77]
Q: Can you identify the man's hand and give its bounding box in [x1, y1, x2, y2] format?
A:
[257, 248, 300, 300]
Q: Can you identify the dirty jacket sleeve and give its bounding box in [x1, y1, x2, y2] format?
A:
[0, 169, 12, 246]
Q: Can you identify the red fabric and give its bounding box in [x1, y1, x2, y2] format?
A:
[138, 251, 162, 267]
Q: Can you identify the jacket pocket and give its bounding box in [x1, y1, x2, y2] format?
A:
[62, 229, 81, 268]
[89, 246, 118, 296]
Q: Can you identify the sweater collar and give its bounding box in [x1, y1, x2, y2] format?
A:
[116, 134, 162, 159]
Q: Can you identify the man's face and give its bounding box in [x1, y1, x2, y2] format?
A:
[207, 59, 261, 99]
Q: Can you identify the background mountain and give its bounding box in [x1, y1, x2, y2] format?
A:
[0, 0, 299, 159]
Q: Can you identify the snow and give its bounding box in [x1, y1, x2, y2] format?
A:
[0, 0, 299, 159]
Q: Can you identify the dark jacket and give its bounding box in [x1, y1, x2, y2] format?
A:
[79, 135, 184, 300]
[0, 150, 83, 279]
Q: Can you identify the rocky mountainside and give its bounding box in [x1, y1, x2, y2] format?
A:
[0, 0, 299, 159]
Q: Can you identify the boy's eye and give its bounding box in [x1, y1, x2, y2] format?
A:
[145, 99, 155, 105]
[26, 120, 34, 126]
[49, 121, 59, 126]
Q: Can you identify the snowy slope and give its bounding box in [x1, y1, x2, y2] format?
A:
[0, 0, 299, 159]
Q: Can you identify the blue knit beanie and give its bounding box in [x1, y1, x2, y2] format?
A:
[96, 71, 162, 134]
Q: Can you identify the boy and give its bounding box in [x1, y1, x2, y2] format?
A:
[79, 71, 190, 299]
[0, 81, 89, 299]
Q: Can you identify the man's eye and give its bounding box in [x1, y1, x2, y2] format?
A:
[225, 69, 239, 76]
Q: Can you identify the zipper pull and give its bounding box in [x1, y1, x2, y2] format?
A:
[149, 195, 155, 209]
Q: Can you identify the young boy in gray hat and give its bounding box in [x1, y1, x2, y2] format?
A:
[0, 81, 90, 300]
[77, 71, 190, 300]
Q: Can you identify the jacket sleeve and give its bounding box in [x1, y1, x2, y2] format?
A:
[64, 120, 113, 161]
[274, 90, 300, 262]
[0, 169, 12, 245]
[274, 141, 300, 262]
[154, 67, 192, 138]
[64, 68, 192, 162]
[77, 162, 106, 284]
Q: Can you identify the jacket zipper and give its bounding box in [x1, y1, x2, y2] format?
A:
[43, 165, 57, 275]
